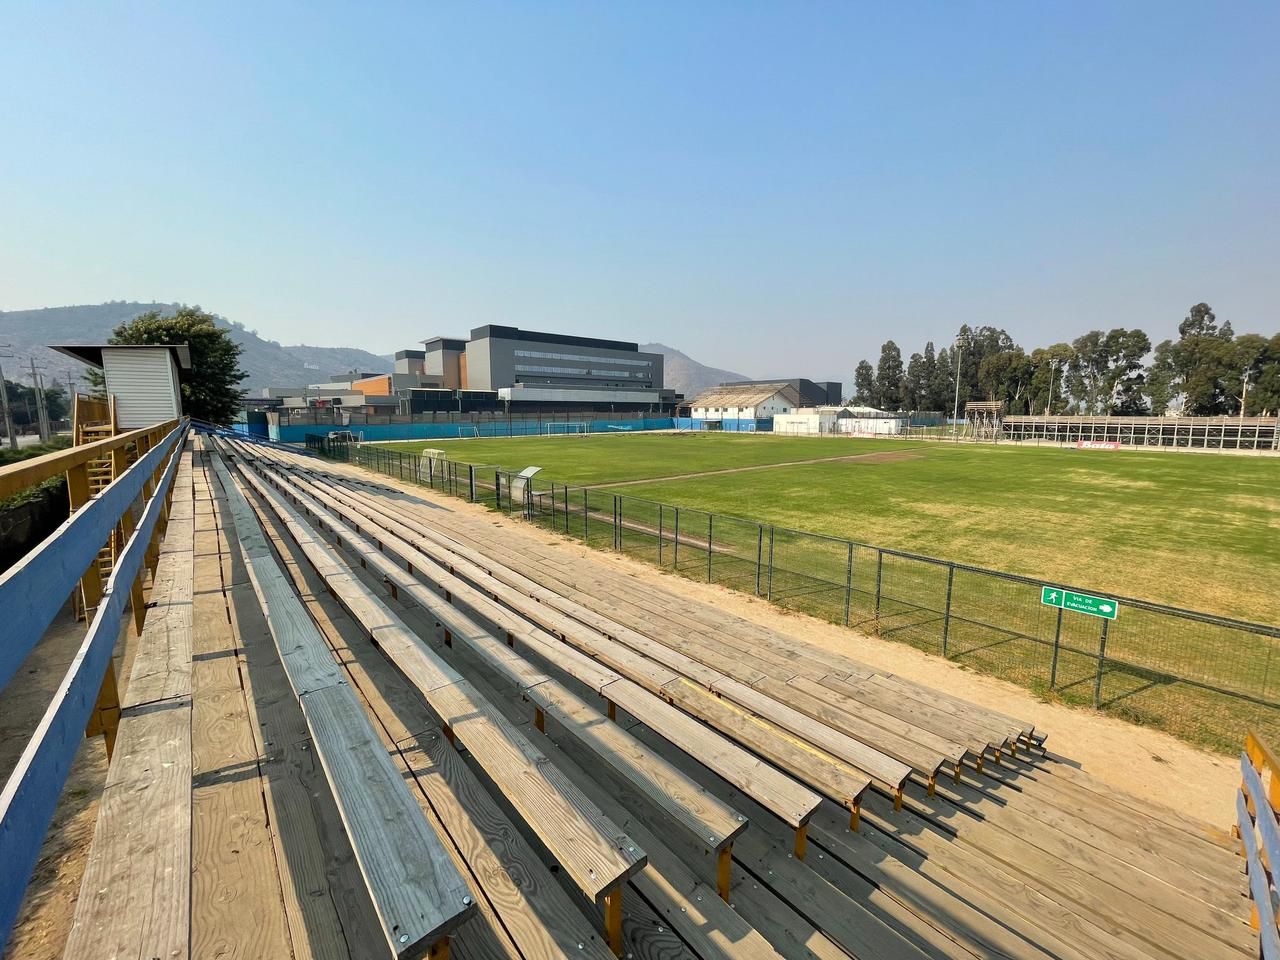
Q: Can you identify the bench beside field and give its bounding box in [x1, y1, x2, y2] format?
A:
[215, 449, 649, 951]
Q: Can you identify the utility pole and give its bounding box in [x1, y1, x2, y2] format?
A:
[1045, 358, 1060, 415]
[0, 345, 16, 450]
[1241, 367, 1252, 421]
[29, 358, 50, 441]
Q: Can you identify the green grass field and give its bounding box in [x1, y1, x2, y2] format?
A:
[387, 432, 1279, 624]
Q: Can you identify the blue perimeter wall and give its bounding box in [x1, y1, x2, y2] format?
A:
[269, 417, 679, 443]
[266, 416, 778, 442]
[673, 418, 773, 432]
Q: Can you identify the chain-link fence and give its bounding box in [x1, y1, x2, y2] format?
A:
[307, 434, 1280, 753]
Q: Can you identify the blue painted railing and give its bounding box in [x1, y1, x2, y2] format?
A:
[0, 421, 187, 947]
[1239, 733, 1280, 959]
[0, 423, 187, 692]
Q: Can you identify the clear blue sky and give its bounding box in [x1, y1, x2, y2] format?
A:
[1, 2, 1276, 382]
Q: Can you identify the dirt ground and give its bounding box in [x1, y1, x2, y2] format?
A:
[425, 486, 1240, 830]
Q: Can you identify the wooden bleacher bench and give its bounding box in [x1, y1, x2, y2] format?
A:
[227, 439, 824, 847]
[217, 447, 647, 953]
[211, 454, 476, 959]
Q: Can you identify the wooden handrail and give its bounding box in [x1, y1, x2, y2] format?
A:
[0, 419, 179, 499]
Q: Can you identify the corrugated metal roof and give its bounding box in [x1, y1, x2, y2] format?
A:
[689, 382, 800, 408]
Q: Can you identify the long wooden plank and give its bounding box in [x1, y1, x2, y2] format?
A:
[601, 678, 819, 829]
[212, 453, 476, 955]
[187, 452, 299, 960]
[0, 426, 186, 948]
[660, 677, 870, 810]
[59, 695, 193, 959]
[525, 681, 746, 851]
[710, 675, 911, 792]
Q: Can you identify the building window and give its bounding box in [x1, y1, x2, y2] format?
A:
[513, 349, 652, 367]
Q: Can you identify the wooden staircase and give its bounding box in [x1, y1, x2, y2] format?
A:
[71, 394, 138, 618]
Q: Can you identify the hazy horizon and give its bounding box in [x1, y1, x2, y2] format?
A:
[2, 3, 1276, 382]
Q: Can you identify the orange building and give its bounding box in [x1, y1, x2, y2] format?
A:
[351, 374, 392, 396]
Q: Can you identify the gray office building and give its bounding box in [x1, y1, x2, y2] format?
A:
[461, 325, 664, 397]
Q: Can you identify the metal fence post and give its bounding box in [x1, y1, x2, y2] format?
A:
[468, 464, 476, 501]
[843, 542, 854, 626]
[766, 527, 775, 601]
[941, 563, 955, 656]
[658, 505, 664, 564]
[873, 550, 884, 631]
[495, 470, 502, 510]
[616, 496, 623, 552]
[755, 525, 764, 596]
[673, 508, 680, 570]
[583, 489, 589, 540]
[706, 514, 714, 582]
[1049, 607, 1063, 689]
[1093, 618, 1109, 708]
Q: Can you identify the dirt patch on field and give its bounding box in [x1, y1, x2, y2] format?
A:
[1060, 469, 1157, 490]
[1227, 494, 1280, 514]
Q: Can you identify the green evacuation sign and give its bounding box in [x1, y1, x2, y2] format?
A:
[1040, 586, 1119, 620]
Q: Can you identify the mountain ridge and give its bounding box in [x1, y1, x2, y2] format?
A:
[0, 302, 393, 392]
[641, 342, 750, 399]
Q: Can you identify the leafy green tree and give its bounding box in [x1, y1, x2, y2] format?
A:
[874, 340, 905, 410]
[1066, 328, 1150, 414]
[978, 348, 1033, 413]
[1247, 334, 1280, 415]
[904, 352, 927, 410]
[928, 345, 954, 412]
[108, 307, 247, 423]
[1026, 344, 1073, 415]
[852, 360, 875, 404]
[1146, 303, 1238, 415]
[3, 381, 68, 427]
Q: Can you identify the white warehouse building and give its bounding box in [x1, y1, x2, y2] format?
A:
[774, 405, 909, 436]
[688, 383, 800, 422]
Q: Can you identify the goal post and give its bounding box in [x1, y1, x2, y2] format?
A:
[543, 422, 590, 436]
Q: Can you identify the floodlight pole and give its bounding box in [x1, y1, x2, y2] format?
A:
[951, 341, 963, 436]
[1045, 358, 1059, 415]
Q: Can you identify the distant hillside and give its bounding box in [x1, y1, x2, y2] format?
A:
[0, 302, 392, 392]
[642, 343, 749, 399]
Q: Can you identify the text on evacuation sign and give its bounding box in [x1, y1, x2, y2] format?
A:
[1040, 586, 1119, 620]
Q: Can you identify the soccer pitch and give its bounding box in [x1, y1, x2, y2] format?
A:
[384, 433, 1279, 624]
